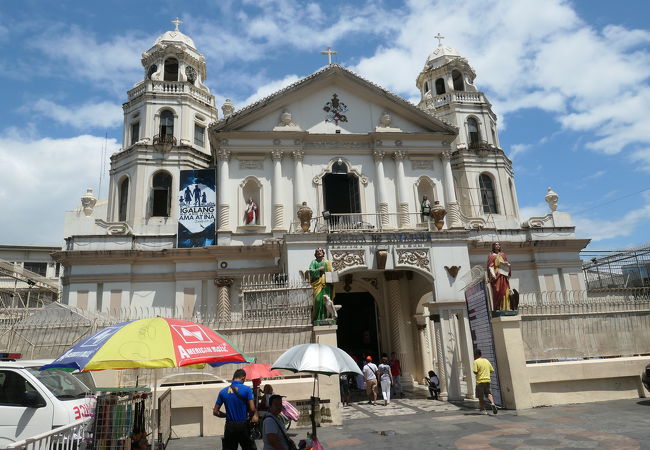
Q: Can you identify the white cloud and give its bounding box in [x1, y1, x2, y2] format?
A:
[509, 143, 531, 160]
[0, 134, 118, 245]
[32, 100, 122, 129]
[519, 202, 548, 220]
[574, 199, 650, 242]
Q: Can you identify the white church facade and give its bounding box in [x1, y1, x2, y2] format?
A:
[57, 24, 589, 400]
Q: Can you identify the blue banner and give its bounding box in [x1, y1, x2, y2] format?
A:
[177, 169, 216, 248]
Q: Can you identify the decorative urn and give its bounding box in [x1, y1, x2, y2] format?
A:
[280, 111, 292, 126]
[80, 188, 97, 217]
[545, 187, 559, 212]
[430, 201, 447, 230]
[297, 202, 313, 232]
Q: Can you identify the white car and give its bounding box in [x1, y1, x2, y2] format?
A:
[0, 358, 96, 447]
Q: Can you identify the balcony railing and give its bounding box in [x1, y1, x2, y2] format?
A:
[289, 212, 438, 233]
[127, 80, 215, 106]
[426, 91, 485, 109]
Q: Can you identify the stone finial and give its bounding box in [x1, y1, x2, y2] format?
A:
[221, 99, 235, 118]
[80, 188, 97, 217]
[545, 187, 559, 212]
[379, 111, 392, 127]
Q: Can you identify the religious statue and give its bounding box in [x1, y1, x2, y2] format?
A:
[308, 248, 334, 323]
[421, 195, 431, 222]
[244, 197, 258, 225]
[487, 242, 513, 311]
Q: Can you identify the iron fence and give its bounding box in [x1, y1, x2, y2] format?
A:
[582, 245, 650, 289]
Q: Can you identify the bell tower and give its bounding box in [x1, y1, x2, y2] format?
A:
[106, 19, 218, 234]
[416, 35, 520, 228]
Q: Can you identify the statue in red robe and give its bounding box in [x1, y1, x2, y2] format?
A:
[244, 197, 258, 225]
[487, 242, 512, 310]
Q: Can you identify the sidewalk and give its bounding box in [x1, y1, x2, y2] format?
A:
[167, 397, 649, 449]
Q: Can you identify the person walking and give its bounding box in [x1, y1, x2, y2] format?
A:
[427, 370, 440, 400]
[472, 349, 498, 415]
[262, 394, 297, 450]
[362, 356, 378, 405]
[377, 355, 393, 406]
[390, 352, 404, 398]
[213, 369, 258, 450]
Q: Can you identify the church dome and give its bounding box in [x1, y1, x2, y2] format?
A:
[426, 45, 460, 63]
[155, 29, 196, 49]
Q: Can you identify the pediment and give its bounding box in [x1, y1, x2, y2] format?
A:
[211, 65, 457, 137]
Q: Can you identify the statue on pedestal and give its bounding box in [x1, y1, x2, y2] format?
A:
[308, 248, 334, 323]
[487, 242, 513, 311]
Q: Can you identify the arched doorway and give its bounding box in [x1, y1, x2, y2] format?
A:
[322, 161, 361, 228]
[335, 292, 380, 361]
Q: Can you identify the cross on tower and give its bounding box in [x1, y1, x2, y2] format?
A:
[434, 32, 445, 47]
[320, 46, 337, 65]
[172, 17, 183, 32]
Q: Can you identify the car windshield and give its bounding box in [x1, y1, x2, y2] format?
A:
[27, 368, 91, 400]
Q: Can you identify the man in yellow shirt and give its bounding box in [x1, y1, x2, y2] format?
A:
[472, 349, 498, 415]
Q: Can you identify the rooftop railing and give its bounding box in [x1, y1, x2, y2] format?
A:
[289, 212, 437, 233]
[127, 80, 215, 106]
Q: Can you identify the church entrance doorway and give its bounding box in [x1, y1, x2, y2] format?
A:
[335, 292, 380, 361]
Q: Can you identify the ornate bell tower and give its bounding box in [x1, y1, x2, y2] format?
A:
[106, 19, 218, 234]
[417, 35, 520, 228]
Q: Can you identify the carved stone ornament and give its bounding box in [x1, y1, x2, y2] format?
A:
[376, 248, 388, 270]
[545, 187, 559, 212]
[379, 111, 392, 127]
[80, 188, 97, 217]
[95, 219, 132, 235]
[296, 202, 313, 232]
[214, 278, 234, 287]
[221, 99, 235, 118]
[280, 111, 294, 126]
[444, 265, 461, 278]
[331, 249, 366, 272]
[430, 201, 447, 230]
[361, 277, 378, 289]
[395, 248, 430, 271]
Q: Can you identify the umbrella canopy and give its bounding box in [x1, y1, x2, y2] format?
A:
[244, 363, 282, 380]
[41, 317, 253, 371]
[271, 343, 362, 376]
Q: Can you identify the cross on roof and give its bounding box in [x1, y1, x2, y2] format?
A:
[434, 32, 445, 47]
[320, 46, 337, 65]
[172, 17, 183, 32]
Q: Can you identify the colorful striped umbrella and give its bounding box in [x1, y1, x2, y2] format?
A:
[41, 317, 253, 371]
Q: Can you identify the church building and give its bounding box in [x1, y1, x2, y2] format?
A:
[57, 22, 589, 400]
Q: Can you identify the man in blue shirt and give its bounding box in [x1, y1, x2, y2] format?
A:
[213, 369, 258, 450]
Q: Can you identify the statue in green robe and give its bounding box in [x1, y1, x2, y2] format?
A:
[308, 248, 334, 323]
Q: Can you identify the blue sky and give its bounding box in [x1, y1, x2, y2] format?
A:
[0, 0, 649, 250]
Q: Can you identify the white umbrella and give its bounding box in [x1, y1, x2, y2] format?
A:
[272, 343, 362, 376]
[272, 343, 361, 440]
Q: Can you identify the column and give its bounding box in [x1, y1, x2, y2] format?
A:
[385, 271, 403, 354]
[416, 321, 430, 381]
[393, 151, 410, 228]
[441, 150, 462, 228]
[215, 277, 233, 321]
[373, 150, 390, 229]
[441, 310, 462, 401]
[292, 150, 305, 213]
[456, 308, 476, 399]
[432, 314, 449, 399]
[218, 149, 231, 231]
[271, 150, 286, 231]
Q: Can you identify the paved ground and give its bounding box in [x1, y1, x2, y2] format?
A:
[168, 391, 650, 449]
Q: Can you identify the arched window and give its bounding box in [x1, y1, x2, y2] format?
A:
[508, 178, 517, 216]
[452, 70, 464, 91]
[435, 78, 446, 95]
[152, 171, 172, 217]
[479, 174, 498, 214]
[118, 177, 129, 221]
[160, 110, 174, 138]
[424, 81, 429, 93]
[163, 58, 178, 81]
[467, 117, 480, 147]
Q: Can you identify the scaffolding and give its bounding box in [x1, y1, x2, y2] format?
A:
[582, 244, 650, 290]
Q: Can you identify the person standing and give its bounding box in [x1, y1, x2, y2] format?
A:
[427, 370, 440, 400]
[262, 394, 297, 450]
[377, 355, 393, 406]
[390, 352, 404, 398]
[362, 356, 378, 405]
[472, 349, 498, 415]
[213, 369, 258, 450]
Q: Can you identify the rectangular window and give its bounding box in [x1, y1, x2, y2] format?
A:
[23, 262, 47, 277]
[194, 124, 205, 147]
[131, 122, 140, 146]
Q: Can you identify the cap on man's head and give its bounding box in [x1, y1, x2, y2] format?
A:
[366, 356, 372, 361]
[269, 394, 285, 404]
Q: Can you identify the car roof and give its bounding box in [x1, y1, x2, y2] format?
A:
[0, 359, 53, 369]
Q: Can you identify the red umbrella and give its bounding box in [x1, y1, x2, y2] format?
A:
[244, 363, 282, 380]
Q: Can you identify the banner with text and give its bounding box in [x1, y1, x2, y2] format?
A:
[177, 169, 216, 248]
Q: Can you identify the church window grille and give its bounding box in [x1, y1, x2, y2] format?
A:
[160, 110, 174, 139]
[152, 171, 172, 217]
[194, 124, 205, 147]
[130, 122, 140, 146]
[163, 58, 179, 81]
[468, 118, 480, 148]
[435, 78, 446, 95]
[479, 174, 498, 214]
[119, 177, 129, 221]
[452, 70, 464, 91]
